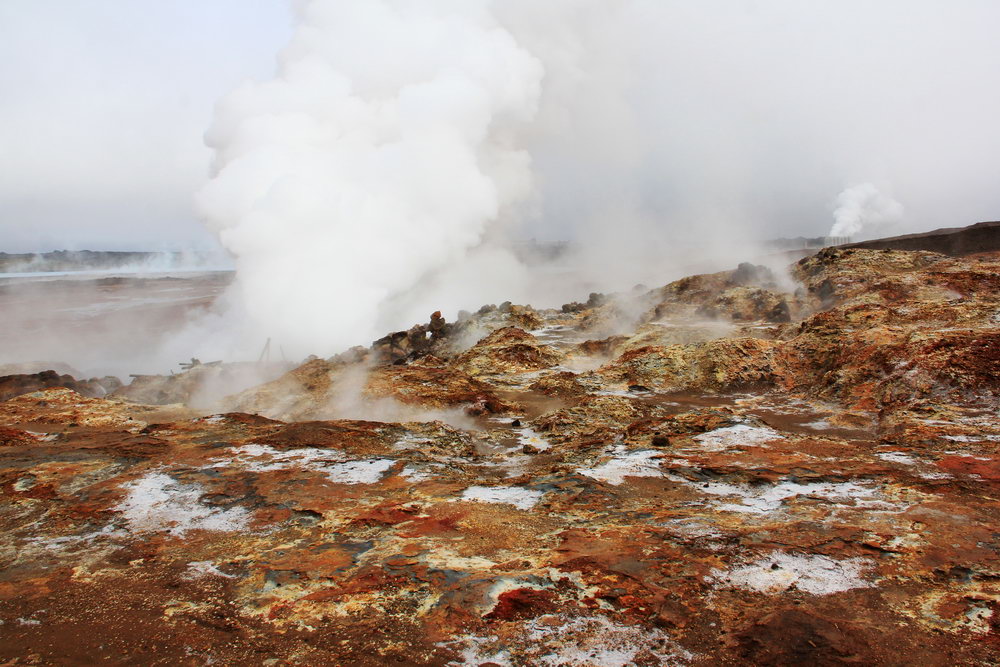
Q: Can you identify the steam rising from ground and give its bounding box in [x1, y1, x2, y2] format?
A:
[323, 362, 478, 430]
[194, 1, 1000, 363]
[197, 1, 543, 359]
[830, 184, 905, 239]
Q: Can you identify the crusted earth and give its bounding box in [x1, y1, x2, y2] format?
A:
[3, 247, 1000, 664]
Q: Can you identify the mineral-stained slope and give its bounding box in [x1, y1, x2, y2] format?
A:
[3, 248, 1000, 665]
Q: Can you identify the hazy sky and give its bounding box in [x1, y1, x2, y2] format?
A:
[0, 0, 291, 252]
[1, 1, 998, 253]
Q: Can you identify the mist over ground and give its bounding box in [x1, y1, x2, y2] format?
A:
[2, 0, 999, 374]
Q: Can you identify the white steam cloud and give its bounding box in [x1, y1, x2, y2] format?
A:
[830, 184, 905, 239]
[197, 1, 543, 358]
[185, 0, 1000, 364]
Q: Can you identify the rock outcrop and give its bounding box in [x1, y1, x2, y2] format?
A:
[0, 370, 121, 402]
[842, 219, 1000, 255]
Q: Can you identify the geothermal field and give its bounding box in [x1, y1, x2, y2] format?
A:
[4, 1, 1000, 665]
[4, 225, 1000, 664]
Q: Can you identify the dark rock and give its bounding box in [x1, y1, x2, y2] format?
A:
[732, 262, 775, 287]
[0, 370, 116, 402]
[429, 311, 447, 340]
[842, 220, 1000, 256]
[728, 608, 874, 665]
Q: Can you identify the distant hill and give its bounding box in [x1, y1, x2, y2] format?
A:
[840, 220, 1000, 256]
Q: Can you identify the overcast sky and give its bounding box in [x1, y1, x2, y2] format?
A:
[1, 1, 998, 253]
[0, 0, 291, 252]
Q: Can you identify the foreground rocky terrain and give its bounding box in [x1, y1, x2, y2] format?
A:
[3, 243, 1000, 664]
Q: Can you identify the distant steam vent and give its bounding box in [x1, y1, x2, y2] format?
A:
[830, 184, 904, 239]
[767, 236, 853, 251]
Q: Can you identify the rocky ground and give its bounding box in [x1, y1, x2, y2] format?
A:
[3, 245, 1000, 665]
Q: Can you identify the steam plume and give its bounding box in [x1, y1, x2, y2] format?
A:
[197, 1, 543, 358]
[830, 184, 904, 239]
[189, 1, 998, 365]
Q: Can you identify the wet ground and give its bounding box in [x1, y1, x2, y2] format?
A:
[0, 271, 232, 377]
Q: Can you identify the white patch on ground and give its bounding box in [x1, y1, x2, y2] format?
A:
[443, 615, 692, 666]
[963, 605, 995, 634]
[532, 324, 573, 338]
[216, 444, 394, 485]
[400, 463, 443, 482]
[710, 552, 875, 595]
[488, 416, 515, 424]
[480, 578, 549, 616]
[546, 569, 606, 603]
[488, 418, 553, 455]
[507, 369, 546, 384]
[198, 414, 227, 424]
[673, 477, 896, 514]
[661, 519, 726, 543]
[17, 618, 42, 626]
[325, 459, 396, 484]
[801, 419, 835, 430]
[943, 434, 1000, 442]
[460, 485, 544, 510]
[877, 451, 917, 464]
[578, 447, 663, 485]
[421, 548, 499, 573]
[878, 451, 959, 480]
[441, 634, 513, 667]
[942, 451, 992, 460]
[523, 615, 693, 666]
[29, 524, 120, 551]
[114, 472, 251, 536]
[13, 477, 36, 492]
[514, 425, 551, 451]
[185, 561, 236, 580]
[692, 423, 782, 451]
[593, 388, 642, 397]
[392, 433, 436, 450]
[220, 444, 331, 471]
